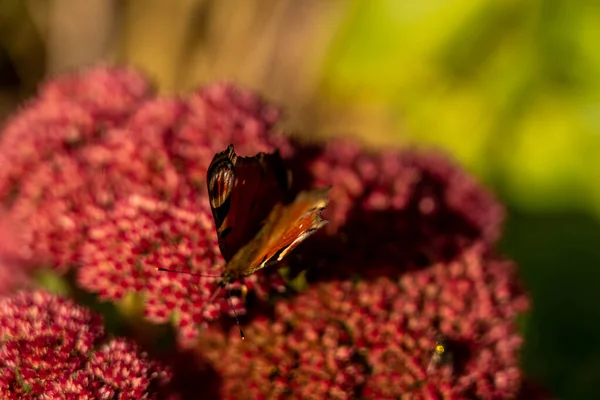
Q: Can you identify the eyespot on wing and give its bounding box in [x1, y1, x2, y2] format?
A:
[208, 160, 235, 209]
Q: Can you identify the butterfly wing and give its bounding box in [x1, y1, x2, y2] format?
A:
[207, 144, 289, 261]
[224, 187, 330, 278]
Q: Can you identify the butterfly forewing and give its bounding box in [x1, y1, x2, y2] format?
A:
[207, 144, 289, 261]
[224, 187, 330, 278]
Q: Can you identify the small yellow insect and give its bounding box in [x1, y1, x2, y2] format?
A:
[427, 336, 453, 376]
[434, 342, 445, 355]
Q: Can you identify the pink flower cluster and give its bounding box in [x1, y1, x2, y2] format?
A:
[79, 193, 252, 345]
[0, 67, 541, 398]
[281, 139, 505, 282]
[198, 244, 529, 399]
[0, 290, 170, 399]
[0, 67, 288, 343]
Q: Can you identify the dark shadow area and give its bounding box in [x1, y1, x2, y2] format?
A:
[283, 141, 498, 283]
[444, 337, 472, 378]
[500, 206, 600, 400]
[0, 48, 20, 88]
[155, 350, 222, 400]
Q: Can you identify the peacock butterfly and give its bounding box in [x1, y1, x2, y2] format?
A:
[159, 144, 329, 337]
[206, 144, 330, 283]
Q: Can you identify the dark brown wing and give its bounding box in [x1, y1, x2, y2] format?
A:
[207, 144, 289, 261]
[223, 187, 330, 279]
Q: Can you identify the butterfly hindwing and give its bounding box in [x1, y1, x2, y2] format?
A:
[207, 144, 289, 261]
[224, 187, 330, 278]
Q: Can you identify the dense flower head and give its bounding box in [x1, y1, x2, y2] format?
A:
[0, 67, 151, 201]
[6, 130, 180, 271]
[0, 100, 95, 202]
[198, 244, 529, 399]
[0, 216, 33, 293]
[165, 83, 292, 188]
[38, 66, 152, 124]
[284, 139, 505, 280]
[0, 68, 288, 275]
[78, 194, 263, 346]
[0, 261, 28, 296]
[0, 290, 170, 399]
[0, 66, 538, 397]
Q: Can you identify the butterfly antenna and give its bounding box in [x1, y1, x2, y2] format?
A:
[156, 267, 220, 278]
[226, 284, 245, 340]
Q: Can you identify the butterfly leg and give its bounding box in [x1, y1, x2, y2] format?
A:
[226, 283, 245, 340]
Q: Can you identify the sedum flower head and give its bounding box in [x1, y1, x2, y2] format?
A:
[199, 244, 530, 399]
[283, 139, 505, 281]
[0, 67, 288, 273]
[0, 66, 540, 397]
[38, 66, 152, 123]
[79, 194, 242, 346]
[78, 193, 285, 346]
[165, 82, 292, 189]
[0, 215, 33, 294]
[0, 290, 170, 399]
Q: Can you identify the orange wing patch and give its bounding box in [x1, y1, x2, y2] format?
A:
[223, 187, 330, 279]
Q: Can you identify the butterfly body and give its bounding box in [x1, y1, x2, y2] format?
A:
[207, 144, 329, 284]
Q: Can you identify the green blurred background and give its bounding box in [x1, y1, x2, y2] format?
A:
[1, 1, 599, 398]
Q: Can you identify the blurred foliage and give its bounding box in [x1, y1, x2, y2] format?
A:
[501, 207, 600, 399]
[1, 0, 600, 398]
[322, 0, 600, 214]
[0, 0, 45, 118]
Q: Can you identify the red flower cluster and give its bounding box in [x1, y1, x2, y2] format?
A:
[198, 244, 529, 399]
[0, 67, 289, 271]
[0, 67, 540, 398]
[281, 139, 505, 281]
[0, 67, 291, 342]
[79, 194, 245, 346]
[0, 290, 170, 399]
[0, 216, 32, 293]
[166, 84, 292, 189]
